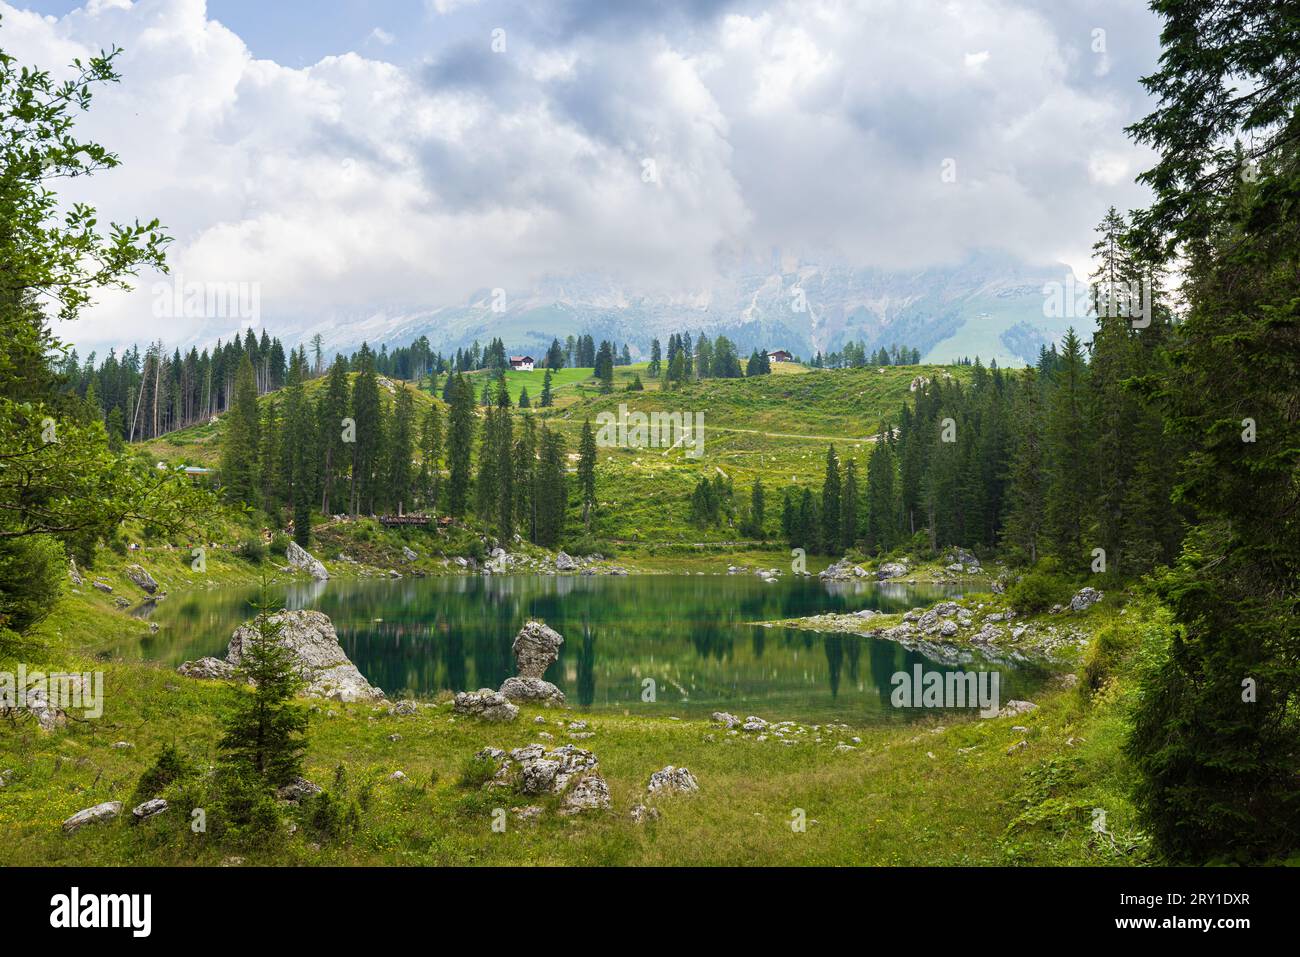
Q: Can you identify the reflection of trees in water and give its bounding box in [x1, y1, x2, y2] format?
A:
[824, 634, 843, 698]
[138, 573, 1016, 721]
[845, 636, 861, 685]
[442, 617, 466, 692]
[576, 617, 596, 707]
[690, 617, 734, 661]
[868, 636, 901, 710]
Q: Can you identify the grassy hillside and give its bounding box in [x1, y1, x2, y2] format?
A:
[538, 364, 966, 544]
[136, 363, 965, 551]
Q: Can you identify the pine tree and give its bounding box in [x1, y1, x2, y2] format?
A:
[820, 446, 841, 554]
[577, 418, 597, 529]
[221, 353, 261, 506]
[1043, 328, 1091, 568]
[446, 374, 474, 517]
[493, 380, 514, 537]
[798, 488, 819, 554]
[1001, 369, 1047, 564]
[349, 347, 383, 515]
[317, 357, 349, 515]
[840, 459, 859, 550]
[385, 387, 415, 514]
[418, 403, 443, 512]
[258, 401, 283, 517]
[865, 433, 898, 553]
[748, 477, 766, 539]
[534, 426, 567, 546]
[218, 583, 309, 787]
[540, 369, 554, 407]
[513, 414, 537, 542]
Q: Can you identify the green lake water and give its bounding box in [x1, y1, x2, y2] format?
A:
[124, 574, 1045, 724]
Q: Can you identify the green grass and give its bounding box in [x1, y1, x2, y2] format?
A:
[0, 586, 1149, 866]
[139, 363, 962, 549]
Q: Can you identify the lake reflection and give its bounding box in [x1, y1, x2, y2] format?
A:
[124, 574, 1043, 723]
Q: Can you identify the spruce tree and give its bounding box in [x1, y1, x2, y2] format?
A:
[221, 353, 261, 506]
[840, 459, 858, 551]
[1042, 329, 1091, 568]
[446, 374, 474, 517]
[218, 583, 309, 788]
[418, 403, 443, 512]
[317, 356, 349, 515]
[820, 446, 841, 554]
[577, 418, 597, 530]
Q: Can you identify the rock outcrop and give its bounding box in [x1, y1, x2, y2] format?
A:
[473, 743, 610, 814]
[124, 563, 158, 594]
[1069, 587, 1103, 612]
[275, 777, 323, 802]
[511, 620, 564, 679]
[647, 766, 699, 796]
[286, 541, 329, 581]
[876, 561, 910, 580]
[498, 620, 566, 704]
[227, 610, 382, 702]
[177, 657, 236, 681]
[454, 689, 519, 722]
[178, 610, 382, 702]
[555, 551, 577, 572]
[63, 801, 122, 833]
[19, 685, 67, 732]
[131, 799, 169, 823]
[499, 676, 565, 705]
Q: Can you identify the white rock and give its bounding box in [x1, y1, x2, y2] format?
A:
[286, 540, 329, 581]
[63, 801, 122, 832]
[647, 766, 699, 795]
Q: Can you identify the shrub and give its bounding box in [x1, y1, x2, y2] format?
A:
[133, 743, 192, 804]
[1007, 557, 1070, 614]
[1079, 618, 1133, 700]
[457, 753, 499, 789]
[236, 539, 267, 563]
[565, 534, 614, 558]
[269, 532, 291, 555]
[0, 534, 65, 634]
[212, 766, 284, 850]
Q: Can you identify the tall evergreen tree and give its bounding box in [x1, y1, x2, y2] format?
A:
[218, 584, 309, 787]
[446, 374, 474, 517]
[840, 459, 859, 551]
[577, 418, 597, 530]
[1042, 329, 1091, 568]
[221, 353, 260, 506]
[820, 446, 841, 554]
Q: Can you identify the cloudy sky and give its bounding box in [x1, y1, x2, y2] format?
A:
[2, 0, 1164, 355]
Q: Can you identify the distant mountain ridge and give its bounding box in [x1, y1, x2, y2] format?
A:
[259, 251, 1083, 367]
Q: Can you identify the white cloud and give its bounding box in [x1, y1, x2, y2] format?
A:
[0, 0, 1158, 354]
[367, 27, 394, 46]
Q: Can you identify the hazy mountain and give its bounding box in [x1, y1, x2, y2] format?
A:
[270, 251, 1083, 367]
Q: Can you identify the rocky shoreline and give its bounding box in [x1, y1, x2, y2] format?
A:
[757, 588, 1104, 666]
